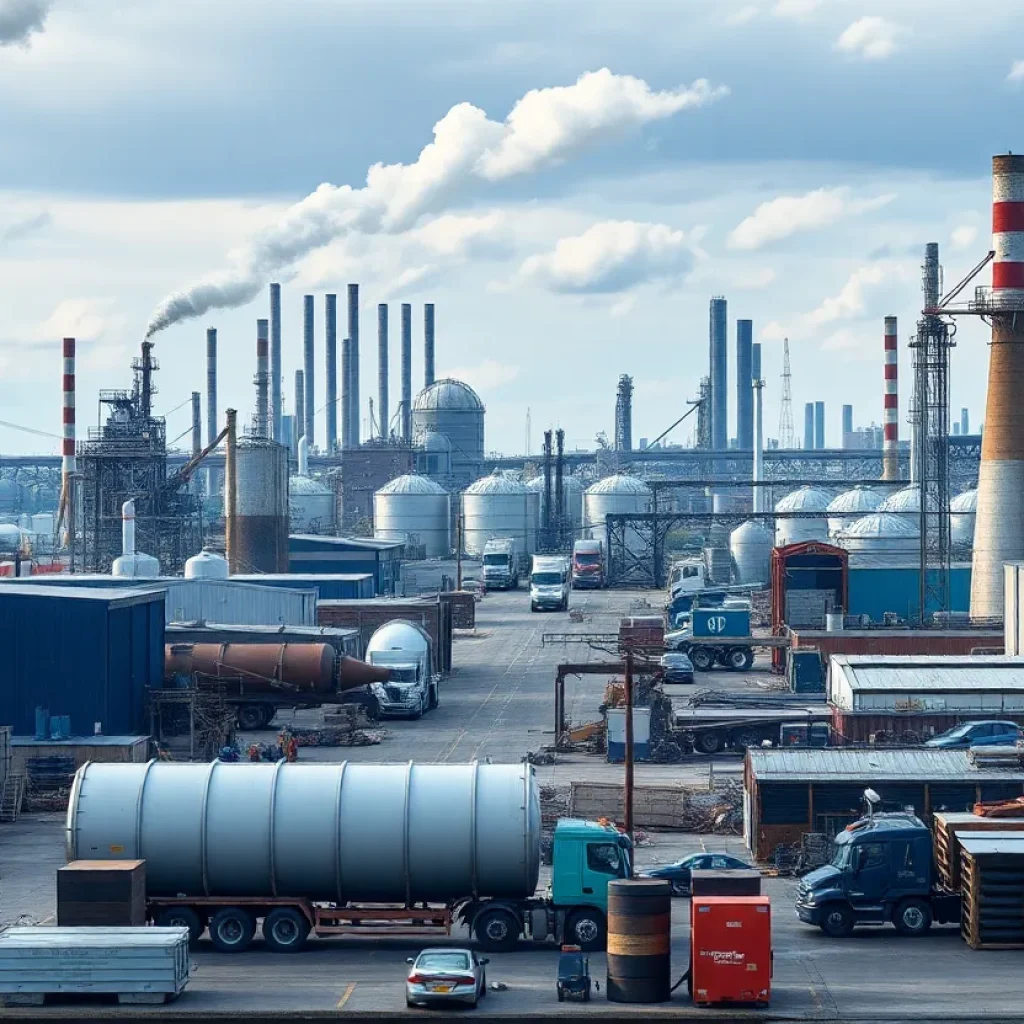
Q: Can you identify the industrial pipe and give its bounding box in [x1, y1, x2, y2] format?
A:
[225, 409, 238, 573]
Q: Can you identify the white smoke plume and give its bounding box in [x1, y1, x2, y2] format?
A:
[0, 0, 52, 46]
[145, 68, 727, 337]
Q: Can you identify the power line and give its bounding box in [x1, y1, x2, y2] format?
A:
[0, 419, 62, 441]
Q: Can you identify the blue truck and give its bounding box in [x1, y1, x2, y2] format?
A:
[664, 604, 758, 672]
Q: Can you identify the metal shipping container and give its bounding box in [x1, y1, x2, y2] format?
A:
[692, 607, 750, 638]
[0, 585, 164, 736]
[230, 573, 375, 601]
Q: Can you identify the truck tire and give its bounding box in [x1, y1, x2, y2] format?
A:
[262, 907, 311, 952]
[695, 731, 721, 754]
[156, 907, 204, 945]
[893, 899, 932, 936]
[209, 907, 256, 952]
[428, 685, 439, 710]
[474, 907, 520, 952]
[566, 910, 606, 952]
[726, 647, 755, 671]
[819, 904, 854, 938]
[730, 730, 760, 751]
[690, 647, 715, 672]
[236, 704, 265, 731]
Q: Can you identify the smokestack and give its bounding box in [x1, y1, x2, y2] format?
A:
[883, 315, 899, 479]
[378, 304, 389, 439]
[971, 154, 1024, 619]
[341, 338, 351, 449]
[709, 297, 727, 450]
[294, 369, 305, 443]
[424, 303, 435, 388]
[303, 295, 315, 448]
[191, 391, 201, 459]
[736, 319, 753, 450]
[842, 404, 853, 448]
[269, 283, 282, 441]
[961, 407, 970, 435]
[206, 328, 217, 447]
[225, 409, 238, 573]
[347, 283, 360, 445]
[803, 403, 814, 450]
[255, 319, 269, 437]
[60, 337, 76, 567]
[325, 294, 337, 453]
[401, 302, 412, 441]
[752, 343, 763, 513]
[814, 401, 825, 449]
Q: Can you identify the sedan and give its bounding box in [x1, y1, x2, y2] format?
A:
[925, 720, 1023, 749]
[406, 948, 488, 1008]
[640, 852, 751, 896]
[660, 652, 695, 684]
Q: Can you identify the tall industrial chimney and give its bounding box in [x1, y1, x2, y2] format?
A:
[325, 294, 337, 452]
[191, 392, 201, 458]
[961, 407, 970, 435]
[751, 342, 764, 513]
[206, 328, 217, 447]
[971, 154, 1024, 619]
[883, 315, 899, 479]
[709, 297, 728, 451]
[347, 283, 360, 445]
[294, 369, 305, 443]
[269, 283, 282, 442]
[424, 303, 435, 388]
[842, 404, 854, 448]
[401, 303, 412, 441]
[255, 319, 269, 437]
[736, 319, 753, 450]
[378, 304, 389, 439]
[303, 295, 315, 448]
[814, 401, 825, 449]
[61, 337, 76, 567]
[803, 403, 814, 450]
[341, 338, 352, 449]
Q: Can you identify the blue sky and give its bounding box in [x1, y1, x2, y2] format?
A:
[0, 0, 1021, 456]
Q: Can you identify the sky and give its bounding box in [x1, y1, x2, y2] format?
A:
[1, 0, 1022, 458]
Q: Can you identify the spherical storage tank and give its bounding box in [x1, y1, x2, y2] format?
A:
[461, 470, 538, 558]
[67, 761, 541, 904]
[526, 474, 585, 532]
[412, 379, 484, 489]
[827, 487, 884, 538]
[184, 548, 229, 579]
[584, 475, 652, 555]
[951, 488, 978, 548]
[836, 511, 919, 564]
[773, 485, 832, 547]
[374, 474, 451, 559]
[730, 520, 773, 585]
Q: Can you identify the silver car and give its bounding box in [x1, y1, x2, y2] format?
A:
[406, 948, 489, 1008]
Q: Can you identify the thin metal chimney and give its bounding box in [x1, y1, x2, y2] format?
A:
[60, 337, 76, 568]
[709, 297, 728, 450]
[294, 369, 305, 444]
[325, 294, 337, 452]
[842, 404, 854, 448]
[303, 295, 314, 448]
[803, 403, 814, 450]
[206, 328, 217, 447]
[424, 303, 435, 388]
[255, 318, 269, 437]
[961, 407, 970, 435]
[883, 315, 899, 479]
[751, 343, 764, 513]
[814, 401, 825, 449]
[341, 338, 352, 449]
[378, 303, 389, 439]
[736, 319, 753, 450]
[269, 282, 282, 441]
[191, 391, 201, 458]
[401, 302, 412, 441]
[347, 283, 360, 445]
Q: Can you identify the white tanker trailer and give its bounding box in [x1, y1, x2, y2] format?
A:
[66, 760, 631, 953]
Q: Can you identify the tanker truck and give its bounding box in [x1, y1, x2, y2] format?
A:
[165, 642, 390, 731]
[363, 620, 439, 718]
[66, 761, 629, 954]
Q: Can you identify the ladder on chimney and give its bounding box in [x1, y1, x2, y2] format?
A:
[0, 772, 25, 823]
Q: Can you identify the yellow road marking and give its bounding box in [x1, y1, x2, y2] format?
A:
[336, 982, 356, 1009]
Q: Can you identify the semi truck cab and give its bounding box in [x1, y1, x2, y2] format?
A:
[482, 538, 519, 590]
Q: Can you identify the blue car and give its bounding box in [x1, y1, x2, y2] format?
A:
[924, 720, 1022, 749]
[640, 852, 751, 896]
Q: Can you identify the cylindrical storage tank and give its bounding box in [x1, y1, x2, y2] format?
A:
[66, 761, 541, 904]
[374, 474, 451, 559]
[606, 879, 671, 1004]
[773, 485, 831, 547]
[164, 642, 336, 694]
[0, 523, 23, 554]
[584, 475, 652, 555]
[235, 438, 289, 573]
[836, 511, 920, 565]
[826, 486, 884, 538]
[461, 471, 537, 557]
[526, 474, 585, 533]
[184, 548, 229, 579]
[289, 474, 336, 534]
[878, 485, 920, 513]
[411, 379, 485, 489]
[730, 520, 773, 585]
[951, 488, 978, 548]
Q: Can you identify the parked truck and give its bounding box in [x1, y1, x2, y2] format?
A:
[66, 761, 631, 954]
[674, 704, 831, 754]
[482, 538, 520, 590]
[530, 555, 570, 612]
[364, 620, 439, 717]
[664, 603, 763, 671]
[571, 540, 605, 589]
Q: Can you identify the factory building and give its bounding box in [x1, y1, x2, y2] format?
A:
[288, 534, 404, 595]
[411, 379, 485, 489]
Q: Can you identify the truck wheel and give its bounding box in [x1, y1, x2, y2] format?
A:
[428, 685, 438, 710]
[731, 730, 760, 751]
[474, 908, 520, 952]
[362, 694, 381, 721]
[208, 907, 256, 952]
[566, 910, 606, 952]
[819, 905, 854, 938]
[259, 705, 277, 728]
[236, 704, 264, 731]
[695, 731, 721, 755]
[262, 907, 311, 952]
[893, 899, 932, 936]
[156, 907, 204, 945]
[690, 647, 715, 672]
[727, 647, 755, 671]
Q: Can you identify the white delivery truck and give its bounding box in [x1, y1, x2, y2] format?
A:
[364, 620, 439, 717]
[530, 555, 570, 612]
[482, 537, 520, 590]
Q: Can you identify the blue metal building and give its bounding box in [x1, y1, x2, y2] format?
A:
[847, 564, 971, 623]
[231, 573, 374, 600]
[288, 535, 404, 595]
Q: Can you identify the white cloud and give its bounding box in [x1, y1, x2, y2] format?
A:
[409, 211, 509, 259]
[513, 220, 693, 294]
[773, 0, 822, 18]
[36, 298, 124, 344]
[0, 0, 52, 48]
[725, 6, 760, 26]
[806, 266, 885, 327]
[732, 267, 777, 290]
[1008, 60, 1024, 84]
[728, 187, 895, 250]
[439, 359, 519, 393]
[835, 17, 906, 61]
[610, 293, 638, 317]
[0, 209, 51, 243]
[951, 224, 979, 251]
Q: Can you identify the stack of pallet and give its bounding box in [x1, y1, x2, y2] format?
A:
[934, 812, 1024, 891]
[960, 833, 1024, 949]
[57, 861, 146, 927]
[968, 746, 1024, 769]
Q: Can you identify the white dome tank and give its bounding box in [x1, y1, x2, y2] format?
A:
[878, 486, 919, 513]
[827, 486, 884, 538]
[185, 548, 230, 579]
[837, 511, 920, 564]
[773, 485, 832, 547]
[461, 471, 538, 557]
[412, 379, 485, 488]
[289, 437, 335, 534]
[526, 474, 585, 532]
[951, 488, 977, 548]
[584, 475, 652, 555]
[730, 520, 773, 585]
[112, 500, 160, 578]
[374, 474, 451, 559]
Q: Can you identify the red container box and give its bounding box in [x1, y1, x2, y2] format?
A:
[690, 896, 771, 1007]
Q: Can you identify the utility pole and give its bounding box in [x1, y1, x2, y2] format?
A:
[456, 513, 463, 591]
[623, 648, 635, 874]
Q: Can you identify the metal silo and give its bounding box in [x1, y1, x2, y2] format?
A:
[730, 520, 773, 585]
[773, 485, 831, 547]
[951, 488, 978, 549]
[584, 475, 652, 555]
[289, 436, 335, 535]
[184, 548, 230, 579]
[411, 379, 484, 489]
[374, 474, 451, 559]
[878, 486, 919, 514]
[837, 512, 920, 566]
[526, 474, 584, 533]
[461, 471, 537, 557]
[826, 486, 884, 538]
[235, 437, 289, 573]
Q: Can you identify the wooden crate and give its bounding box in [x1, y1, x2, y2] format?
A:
[960, 849, 1024, 950]
[57, 860, 146, 927]
[934, 813, 1024, 891]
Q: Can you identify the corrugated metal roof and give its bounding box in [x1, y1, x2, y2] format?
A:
[11, 736, 146, 746]
[748, 747, 1024, 782]
[958, 833, 1024, 855]
[289, 534, 404, 551]
[833, 655, 1024, 692]
[0, 583, 161, 604]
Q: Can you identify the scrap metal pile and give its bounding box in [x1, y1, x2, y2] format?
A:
[23, 756, 76, 812]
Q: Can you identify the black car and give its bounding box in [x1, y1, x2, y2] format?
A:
[640, 852, 751, 896]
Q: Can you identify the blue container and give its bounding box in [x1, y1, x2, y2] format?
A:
[789, 649, 825, 693]
[34, 707, 48, 741]
[691, 607, 750, 638]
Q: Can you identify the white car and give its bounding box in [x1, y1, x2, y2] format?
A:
[406, 948, 489, 1008]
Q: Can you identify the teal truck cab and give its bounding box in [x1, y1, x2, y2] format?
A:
[466, 819, 632, 952]
[795, 813, 960, 937]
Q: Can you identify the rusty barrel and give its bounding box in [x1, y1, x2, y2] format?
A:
[606, 878, 672, 1003]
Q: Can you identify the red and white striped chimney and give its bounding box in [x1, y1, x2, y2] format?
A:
[62, 337, 76, 478]
[882, 316, 898, 481]
[970, 154, 1024, 620]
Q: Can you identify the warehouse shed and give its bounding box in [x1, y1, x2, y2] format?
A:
[230, 573, 374, 601]
[0, 585, 164, 736]
[744, 747, 1024, 862]
[288, 535, 404, 595]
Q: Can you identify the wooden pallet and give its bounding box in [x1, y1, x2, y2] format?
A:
[960, 850, 1024, 949]
[0, 773, 25, 823]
